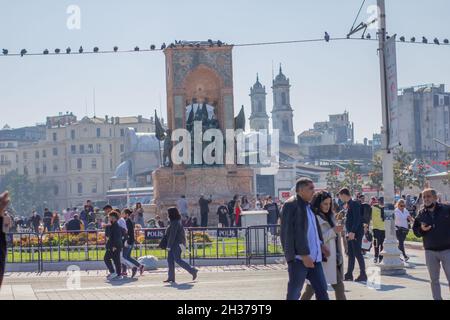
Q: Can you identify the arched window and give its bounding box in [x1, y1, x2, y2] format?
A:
[281, 92, 287, 105]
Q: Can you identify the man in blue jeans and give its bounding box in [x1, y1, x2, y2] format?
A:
[121, 209, 144, 278]
[280, 178, 331, 300]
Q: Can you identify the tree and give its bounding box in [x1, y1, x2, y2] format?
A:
[326, 165, 343, 196]
[393, 148, 414, 195]
[368, 154, 383, 196]
[342, 160, 364, 195]
[0, 171, 56, 216]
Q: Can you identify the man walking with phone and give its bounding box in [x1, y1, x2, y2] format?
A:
[280, 178, 330, 300]
[413, 188, 450, 300]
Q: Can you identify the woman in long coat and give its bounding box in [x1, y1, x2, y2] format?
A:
[301, 191, 346, 300]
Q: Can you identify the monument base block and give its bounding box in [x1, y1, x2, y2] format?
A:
[151, 166, 254, 226]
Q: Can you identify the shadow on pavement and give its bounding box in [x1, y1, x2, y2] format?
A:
[108, 277, 139, 286]
[165, 282, 195, 290]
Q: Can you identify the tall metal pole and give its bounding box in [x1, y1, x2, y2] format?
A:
[377, 0, 406, 275]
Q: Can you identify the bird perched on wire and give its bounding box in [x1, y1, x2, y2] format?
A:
[134, 46, 140, 51]
[433, 38, 440, 45]
[2, 49, 8, 55]
[79, 46, 83, 53]
[113, 46, 118, 52]
[324, 32, 330, 42]
[150, 44, 156, 50]
[55, 48, 61, 54]
[217, 40, 223, 46]
[93, 47, 99, 53]
[444, 39, 449, 44]
[43, 49, 49, 55]
[422, 37, 428, 43]
[20, 49, 27, 57]
[399, 36, 405, 42]
[410, 37, 416, 42]
[66, 47, 71, 54]
[160, 43, 166, 50]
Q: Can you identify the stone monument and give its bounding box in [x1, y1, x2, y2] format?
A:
[151, 41, 254, 225]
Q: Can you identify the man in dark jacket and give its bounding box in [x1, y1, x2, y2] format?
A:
[198, 194, 212, 227]
[264, 196, 280, 234]
[339, 188, 367, 282]
[104, 211, 123, 281]
[280, 178, 330, 300]
[43, 208, 53, 232]
[30, 210, 41, 233]
[413, 188, 450, 300]
[121, 209, 144, 277]
[217, 200, 230, 227]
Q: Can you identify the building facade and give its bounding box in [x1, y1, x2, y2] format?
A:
[397, 84, 450, 161]
[0, 113, 157, 211]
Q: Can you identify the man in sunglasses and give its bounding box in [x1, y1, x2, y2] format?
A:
[413, 188, 450, 300]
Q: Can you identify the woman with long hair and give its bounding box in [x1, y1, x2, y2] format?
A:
[133, 202, 145, 228]
[160, 207, 198, 283]
[301, 191, 346, 300]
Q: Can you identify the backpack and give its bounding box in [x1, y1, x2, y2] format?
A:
[361, 203, 372, 225]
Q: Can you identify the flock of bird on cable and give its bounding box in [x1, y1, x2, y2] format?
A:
[155, 100, 246, 168]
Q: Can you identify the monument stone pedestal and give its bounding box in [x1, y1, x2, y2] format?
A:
[240, 210, 269, 254]
[151, 166, 254, 225]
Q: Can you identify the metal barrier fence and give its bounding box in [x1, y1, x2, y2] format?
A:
[6, 225, 284, 271]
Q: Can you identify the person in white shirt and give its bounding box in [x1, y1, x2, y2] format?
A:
[394, 199, 414, 262]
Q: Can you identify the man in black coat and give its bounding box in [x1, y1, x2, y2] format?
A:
[338, 188, 367, 282]
[413, 188, 450, 300]
[104, 211, 123, 281]
[198, 194, 212, 227]
[280, 178, 330, 300]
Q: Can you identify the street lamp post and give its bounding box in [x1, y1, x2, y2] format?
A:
[377, 0, 406, 275]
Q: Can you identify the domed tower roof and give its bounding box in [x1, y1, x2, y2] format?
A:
[250, 74, 266, 94]
[273, 65, 289, 85]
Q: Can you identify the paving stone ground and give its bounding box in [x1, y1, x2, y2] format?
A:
[1, 248, 449, 300]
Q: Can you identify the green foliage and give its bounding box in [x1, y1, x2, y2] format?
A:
[368, 154, 383, 195]
[0, 171, 56, 215]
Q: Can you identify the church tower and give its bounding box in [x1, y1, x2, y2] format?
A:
[271, 65, 295, 144]
[249, 74, 269, 131]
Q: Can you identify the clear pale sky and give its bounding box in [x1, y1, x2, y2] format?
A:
[0, 0, 449, 142]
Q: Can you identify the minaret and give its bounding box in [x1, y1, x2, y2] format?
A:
[249, 74, 269, 131]
[271, 65, 295, 144]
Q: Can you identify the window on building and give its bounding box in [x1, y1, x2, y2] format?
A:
[71, 145, 76, 154]
[77, 183, 83, 195]
[79, 145, 85, 154]
[109, 144, 113, 153]
[53, 164, 58, 173]
[23, 166, 28, 175]
[71, 130, 75, 140]
[43, 164, 47, 175]
[120, 129, 125, 137]
[52, 148, 58, 156]
[281, 92, 287, 105]
[42, 150, 47, 158]
[35, 151, 39, 159]
[23, 152, 28, 160]
[109, 128, 112, 137]
[120, 144, 124, 153]
[54, 186, 59, 196]
[53, 132, 57, 142]
[88, 144, 94, 154]
[77, 158, 82, 170]
[96, 144, 102, 153]
[92, 159, 97, 169]
[92, 182, 98, 194]
[96, 128, 101, 138]
[35, 167, 40, 175]
[110, 159, 113, 170]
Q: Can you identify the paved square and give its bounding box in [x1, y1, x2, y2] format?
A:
[1, 248, 449, 300]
